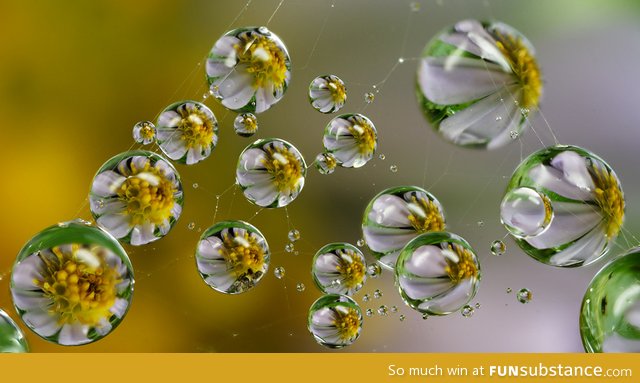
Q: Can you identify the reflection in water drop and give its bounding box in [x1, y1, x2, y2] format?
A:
[517, 288, 532, 304]
[274, 266, 285, 279]
[461, 305, 474, 318]
[490, 240, 506, 256]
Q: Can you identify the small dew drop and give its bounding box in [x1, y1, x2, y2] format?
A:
[520, 107, 530, 117]
[461, 305, 474, 318]
[391, 305, 398, 313]
[365, 308, 374, 317]
[373, 289, 383, 299]
[477, 220, 484, 227]
[357, 238, 365, 247]
[364, 92, 375, 103]
[495, 116, 503, 121]
[287, 229, 301, 242]
[398, 57, 405, 63]
[490, 240, 506, 256]
[97, 199, 105, 209]
[274, 266, 285, 279]
[378, 153, 386, 160]
[517, 288, 532, 304]
[399, 314, 406, 322]
[362, 294, 370, 302]
[187, 222, 195, 230]
[367, 263, 382, 278]
[475, 302, 481, 309]
[293, 250, 299, 256]
[202, 93, 209, 100]
[390, 165, 398, 173]
[285, 243, 294, 253]
[422, 313, 429, 320]
[377, 305, 389, 316]
[296, 283, 305, 292]
[506, 288, 512, 294]
[192, 183, 199, 189]
[510, 130, 519, 140]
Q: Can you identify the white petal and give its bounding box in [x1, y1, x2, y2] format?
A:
[244, 181, 279, 207]
[368, 194, 412, 227]
[58, 323, 90, 345]
[219, 70, 255, 111]
[547, 224, 608, 267]
[157, 110, 181, 128]
[23, 310, 61, 337]
[97, 213, 132, 239]
[525, 201, 601, 249]
[94, 318, 113, 336]
[159, 131, 188, 161]
[238, 148, 267, 172]
[171, 202, 182, 219]
[236, 170, 273, 188]
[11, 255, 45, 292]
[211, 36, 241, 60]
[91, 171, 126, 198]
[452, 19, 512, 69]
[529, 164, 594, 201]
[550, 150, 596, 192]
[363, 226, 419, 255]
[110, 298, 129, 318]
[92, 199, 126, 216]
[197, 237, 224, 259]
[130, 223, 156, 246]
[186, 147, 206, 165]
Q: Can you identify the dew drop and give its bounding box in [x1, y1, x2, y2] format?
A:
[187, 222, 195, 230]
[461, 305, 474, 318]
[367, 263, 382, 278]
[399, 314, 406, 322]
[357, 238, 365, 247]
[274, 266, 285, 279]
[285, 243, 294, 253]
[373, 289, 383, 299]
[366, 308, 374, 317]
[287, 229, 301, 242]
[517, 288, 532, 304]
[490, 240, 506, 256]
[506, 287, 512, 294]
[391, 305, 398, 313]
[362, 294, 371, 302]
[475, 302, 481, 309]
[378, 153, 386, 160]
[296, 283, 305, 292]
[422, 313, 429, 320]
[390, 165, 398, 173]
[477, 220, 484, 227]
[509, 130, 519, 140]
[192, 183, 199, 189]
[364, 92, 375, 103]
[377, 305, 389, 316]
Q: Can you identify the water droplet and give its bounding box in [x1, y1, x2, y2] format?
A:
[293, 250, 299, 256]
[391, 305, 398, 313]
[367, 263, 382, 278]
[258, 26, 270, 35]
[57, 222, 69, 228]
[398, 57, 405, 63]
[314, 152, 337, 175]
[477, 220, 484, 227]
[296, 283, 305, 292]
[506, 287, 512, 294]
[357, 239, 365, 247]
[509, 130, 519, 140]
[192, 183, 199, 189]
[422, 313, 429, 320]
[285, 243, 294, 253]
[377, 305, 389, 316]
[288, 229, 301, 242]
[517, 288, 532, 304]
[187, 222, 195, 230]
[364, 92, 375, 103]
[373, 289, 383, 299]
[495, 116, 503, 121]
[132, 121, 156, 145]
[97, 199, 105, 209]
[365, 308, 374, 317]
[501, 187, 553, 238]
[410, 2, 421, 12]
[475, 302, 481, 309]
[390, 165, 398, 173]
[378, 153, 386, 160]
[362, 294, 370, 302]
[490, 240, 506, 256]
[399, 314, 406, 321]
[520, 107, 530, 117]
[274, 266, 285, 279]
[461, 305, 474, 318]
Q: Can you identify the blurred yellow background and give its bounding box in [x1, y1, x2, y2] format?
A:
[1, 0, 639, 352]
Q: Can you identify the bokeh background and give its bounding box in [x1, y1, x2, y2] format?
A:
[0, 0, 639, 352]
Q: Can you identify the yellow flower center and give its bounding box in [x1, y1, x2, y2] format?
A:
[117, 161, 175, 227]
[140, 123, 155, 141]
[494, 32, 542, 109]
[444, 244, 478, 283]
[221, 231, 266, 278]
[335, 249, 365, 289]
[327, 78, 346, 105]
[348, 117, 376, 156]
[333, 307, 360, 341]
[262, 145, 303, 194]
[407, 195, 445, 233]
[591, 164, 624, 239]
[34, 245, 121, 327]
[236, 33, 288, 91]
[178, 108, 215, 150]
[241, 115, 258, 133]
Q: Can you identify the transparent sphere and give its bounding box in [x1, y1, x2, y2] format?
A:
[312, 243, 367, 296]
[206, 26, 291, 114]
[581, 248, 640, 352]
[0, 309, 28, 352]
[89, 150, 184, 246]
[323, 113, 377, 168]
[416, 19, 542, 149]
[502, 145, 624, 267]
[309, 75, 346, 113]
[362, 185, 446, 269]
[156, 100, 218, 165]
[236, 138, 307, 208]
[396, 231, 481, 316]
[10, 220, 134, 346]
[132, 121, 156, 145]
[195, 221, 269, 294]
[233, 113, 259, 137]
[314, 152, 337, 175]
[307, 294, 362, 349]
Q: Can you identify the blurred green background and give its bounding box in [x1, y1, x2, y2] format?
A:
[0, 0, 639, 352]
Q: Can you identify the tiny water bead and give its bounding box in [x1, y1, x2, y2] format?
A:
[373, 289, 383, 299]
[390, 165, 398, 173]
[501, 145, 624, 267]
[362, 294, 370, 302]
[206, 26, 291, 114]
[377, 305, 389, 316]
[416, 20, 542, 149]
[296, 283, 306, 292]
[0, 309, 28, 352]
[357, 239, 365, 247]
[288, 229, 301, 242]
[10, 221, 134, 346]
[195, 221, 270, 294]
[517, 288, 532, 304]
[506, 288, 512, 293]
[156, 101, 218, 165]
[285, 243, 294, 253]
[362, 186, 446, 269]
[236, 138, 307, 208]
[274, 266, 286, 279]
[312, 243, 367, 296]
[378, 154, 386, 160]
[490, 240, 506, 256]
[308, 294, 362, 348]
[187, 222, 195, 230]
[364, 92, 375, 104]
[233, 113, 259, 137]
[475, 302, 481, 309]
[399, 314, 406, 322]
[323, 113, 377, 168]
[89, 150, 184, 246]
[391, 306, 399, 313]
[396, 232, 481, 316]
[366, 263, 382, 278]
[581, 249, 640, 352]
[461, 305, 474, 318]
[365, 308, 374, 317]
[309, 75, 347, 113]
[314, 152, 338, 175]
[132, 121, 156, 145]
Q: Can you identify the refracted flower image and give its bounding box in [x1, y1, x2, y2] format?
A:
[0, 309, 29, 352]
[10, 220, 134, 346]
[307, 294, 362, 349]
[416, 19, 542, 149]
[308, 74, 347, 113]
[501, 145, 624, 267]
[581, 248, 640, 352]
[132, 121, 156, 145]
[233, 112, 259, 137]
[396, 232, 481, 316]
[362, 186, 446, 270]
[314, 152, 338, 175]
[236, 138, 307, 208]
[89, 150, 184, 246]
[312, 243, 366, 296]
[195, 220, 270, 294]
[206, 26, 291, 114]
[322, 113, 377, 168]
[156, 100, 218, 165]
